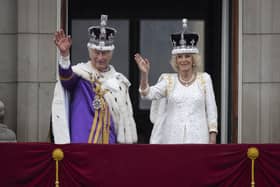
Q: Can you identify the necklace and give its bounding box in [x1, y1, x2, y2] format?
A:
[178, 73, 196, 86]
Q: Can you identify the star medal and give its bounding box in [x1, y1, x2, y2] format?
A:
[92, 96, 101, 110]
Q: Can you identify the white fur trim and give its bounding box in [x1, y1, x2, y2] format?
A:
[102, 73, 137, 143]
[87, 42, 115, 51]
[171, 47, 199, 55]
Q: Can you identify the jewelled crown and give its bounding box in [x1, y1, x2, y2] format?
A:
[171, 18, 199, 55]
[87, 14, 117, 51]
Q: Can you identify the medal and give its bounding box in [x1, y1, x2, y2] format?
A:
[90, 74, 108, 111]
[92, 96, 102, 110]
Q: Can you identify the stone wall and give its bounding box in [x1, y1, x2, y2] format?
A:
[241, 0, 280, 143]
[0, 0, 58, 142]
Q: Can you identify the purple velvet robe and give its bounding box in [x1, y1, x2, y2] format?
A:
[59, 65, 116, 144]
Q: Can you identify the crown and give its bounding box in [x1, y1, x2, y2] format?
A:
[87, 14, 117, 51]
[171, 18, 199, 55]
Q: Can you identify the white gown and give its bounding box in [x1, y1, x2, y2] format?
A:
[144, 72, 218, 144]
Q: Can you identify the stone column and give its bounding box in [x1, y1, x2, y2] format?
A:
[242, 0, 280, 143]
[17, 0, 58, 142]
[0, 0, 17, 137]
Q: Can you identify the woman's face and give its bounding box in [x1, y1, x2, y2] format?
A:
[176, 53, 193, 72]
[90, 48, 113, 72]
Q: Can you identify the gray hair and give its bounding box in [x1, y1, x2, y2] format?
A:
[169, 53, 202, 72]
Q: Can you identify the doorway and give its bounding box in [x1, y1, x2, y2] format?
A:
[68, 0, 222, 143]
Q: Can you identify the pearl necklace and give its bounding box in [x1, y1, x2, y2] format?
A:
[179, 73, 195, 86]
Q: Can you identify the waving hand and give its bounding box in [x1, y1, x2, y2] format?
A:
[54, 29, 72, 57]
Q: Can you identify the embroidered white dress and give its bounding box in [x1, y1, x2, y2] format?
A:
[144, 72, 218, 144]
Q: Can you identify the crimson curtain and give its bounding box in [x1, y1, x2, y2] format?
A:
[0, 143, 279, 187]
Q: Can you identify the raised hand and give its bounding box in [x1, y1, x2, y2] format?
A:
[54, 29, 72, 57]
[134, 53, 150, 74]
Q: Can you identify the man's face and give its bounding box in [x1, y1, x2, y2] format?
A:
[90, 48, 113, 72]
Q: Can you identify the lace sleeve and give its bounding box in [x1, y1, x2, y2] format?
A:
[204, 73, 218, 133]
[141, 74, 170, 100]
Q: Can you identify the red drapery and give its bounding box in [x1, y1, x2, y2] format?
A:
[0, 143, 279, 187]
